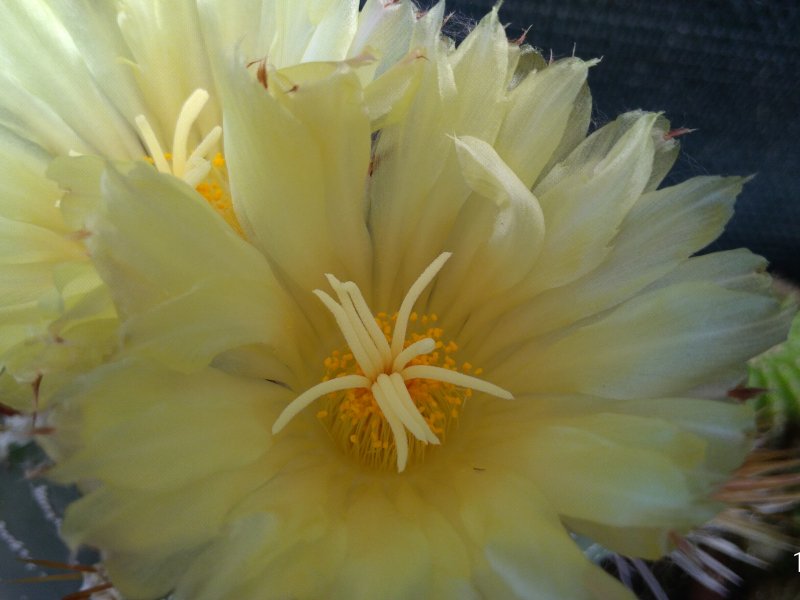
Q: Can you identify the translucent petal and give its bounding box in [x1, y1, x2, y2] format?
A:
[349, 0, 415, 77]
[433, 136, 545, 326]
[53, 361, 291, 600]
[49, 361, 293, 490]
[37, 0, 148, 135]
[0, 0, 141, 156]
[448, 8, 509, 140]
[495, 57, 592, 188]
[644, 114, 681, 191]
[0, 216, 83, 265]
[199, 0, 358, 69]
[53, 158, 300, 373]
[117, 0, 218, 146]
[368, 17, 459, 307]
[456, 471, 634, 599]
[369, 8, 518, 308]
[479, 394, 752, 557]
[494, 281, 792, 399]
[217, 58, 372, 295]
[301, 0, 358, 63]
[466, 175, 744, 362]
[363, 50, 425, 131]
[0, 126, 63, 230]
[529, 112, 658, 290]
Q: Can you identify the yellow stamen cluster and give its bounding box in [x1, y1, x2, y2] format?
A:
[272, 252, 514, 473]
[136, 89, 243, 236]
[318, 311, 481, 471]
[194, 154, 244, 237]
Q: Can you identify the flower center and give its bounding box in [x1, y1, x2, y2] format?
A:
[135, 89, 243, 236]
[272, 253, 513, 472]
[318, 311, 480, 470]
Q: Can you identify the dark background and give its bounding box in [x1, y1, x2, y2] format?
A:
[445, 0, 800, 284]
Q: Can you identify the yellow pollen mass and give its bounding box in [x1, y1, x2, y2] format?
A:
[194, 154, 244, 237]
[272, 252, 514, 472]
[143, 149, 244, 237]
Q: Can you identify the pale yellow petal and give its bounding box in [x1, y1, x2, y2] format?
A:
[117, 0, 218, 146]
[448, 8, 509, 140]
[0, 263, 59, 328]
[369, 7, 458, 307]
[466, 175, 744, 362]
[370, 7, 520, 308]
[62, 469, 261, 556]
[0, 216, 83, 265]
[495, 57, 593, 188]
[490, 416, 713, 526]
[537, 82, 593, 187]
[199, 0, 358, 69]
[494, 281, 791, 398]
[0, 0, 141, 156]
[477, 393, 752, 557]
[335, 486, 435, 599]
[350, 0, 415, 76]
[645, 114, 681, 191]
[456, 471, 634, 599]
[394, 8, 513, 294]
[217, 58, 372, 296]
[0, 126, 63, 230]
[48, 361, 293, 490]
[646, 246, 770, 295]
[176, 459, 351, 600]
[301, 0, 358, 63]
[47, 362, 296, 598]
[363, 49, 425, 131]
[433, 135, 545, 327]
[51, 157, 301, 373]
[102, 548, 197, 600]
[0, 255, 117, 406]
[529, 112, 658, 289]
[176, 511, 341, 600]
[36, 0, 149, 135]
[2, 284, 116, 384]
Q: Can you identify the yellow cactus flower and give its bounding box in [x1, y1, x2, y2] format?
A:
[7, 1, 794, 599]
[0, 0, 415, 408]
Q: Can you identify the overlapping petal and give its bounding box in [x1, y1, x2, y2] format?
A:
[217, 57, 374, 295]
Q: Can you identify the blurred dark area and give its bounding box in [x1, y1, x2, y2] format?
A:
[446, 0, 800, 284]
[0, 443, 87, 600]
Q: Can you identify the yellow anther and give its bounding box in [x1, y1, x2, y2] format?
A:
[194, 176, 244, 237]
